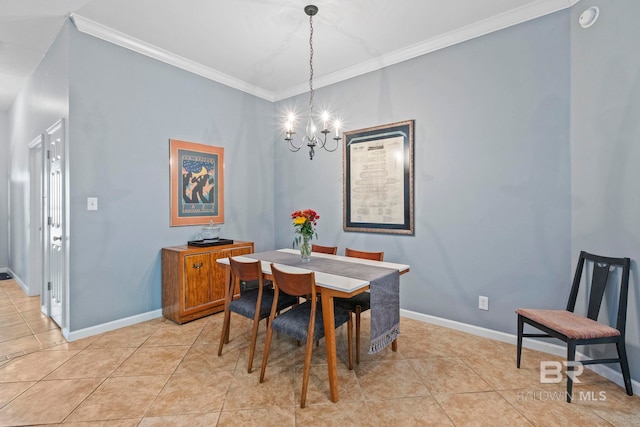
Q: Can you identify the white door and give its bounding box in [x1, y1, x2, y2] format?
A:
[46, 119, 65, 327]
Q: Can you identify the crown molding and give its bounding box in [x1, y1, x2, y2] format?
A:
[69, 13, 275, 102]
[70, 0, 579, 103]
[274, 0, 580, 100]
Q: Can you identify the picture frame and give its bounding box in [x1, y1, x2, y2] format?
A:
[343, 120, 414, 235]
[170, 139, 224, 226]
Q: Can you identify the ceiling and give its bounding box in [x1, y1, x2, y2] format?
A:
[0, 0, 579, 112]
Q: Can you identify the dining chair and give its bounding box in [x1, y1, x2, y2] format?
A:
[334, 247, 384, 364]
[516, 251, 633, 402]
[218, 257, 298, 373]
[311, 244, 338, 255]
[260, 263, 352, 408]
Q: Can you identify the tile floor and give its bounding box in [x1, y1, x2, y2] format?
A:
[0, 277, 639, 426]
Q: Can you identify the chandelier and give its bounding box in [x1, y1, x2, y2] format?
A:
[284, 5, 341, 160]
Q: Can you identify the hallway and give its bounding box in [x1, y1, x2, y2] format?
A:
[0, 279, 65, 361]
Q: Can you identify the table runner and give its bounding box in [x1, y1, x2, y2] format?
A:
[245, 250, 400, 354]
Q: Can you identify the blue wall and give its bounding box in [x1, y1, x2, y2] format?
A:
[275, 11, 571, 333]
[570, 0, 640, 381]
[66, 30, 275, 330]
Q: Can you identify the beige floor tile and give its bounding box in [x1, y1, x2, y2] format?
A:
[62, 420, 141, 426]
[295, 400, 378, 426]
[46, 348, 136, 380]
[12, 299, 41, 313]
[367, 396, 454, 426]
[0, 323, 33, 343]
[24, 315, 59, 334]
[357, 359, 430, 400]
[408, 357, 493, 394]
[293, 363, 364, 405]
[0, 313, 24, 329]
[0, 378, 102, 426]
[17, 308, 49, 322]
[47, 335, 99, 352]
[218, 407, 293, 427]
[87, 323, 162, 349]
[434, 391, 533, 426]
[35, 327, 67, 349]
[174, 344, 240, 374]
[146, 372, 235, 416]
[142, 321, 206, 347]
[498, 387, 613, 426]
[0, 350, 79, 382]
[0, 306, 18, 318]
[65, 375, 169, 422]
[139, 412, 221, 426]
[111, 346, 189, 377]
[570, 381, 640, 426]
[224, 367, 295, 410]
[0, 335, 43, 360]
[462, 355, 542, 390]
[0, 382, 35, 409]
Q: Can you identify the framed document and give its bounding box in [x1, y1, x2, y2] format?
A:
[170, 139, 224, 226]
[343, 120, 414, 235]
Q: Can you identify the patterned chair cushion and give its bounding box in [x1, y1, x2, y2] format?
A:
[271, 301, 350, 342]
[515, 309, 620, 340]
[230, 288, 297, 320]
[334, 292, 371, 312]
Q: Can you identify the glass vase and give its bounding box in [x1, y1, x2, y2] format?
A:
[300, 235, 312, 262]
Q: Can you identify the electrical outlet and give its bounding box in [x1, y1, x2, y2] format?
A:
[479, 295, 489, 310]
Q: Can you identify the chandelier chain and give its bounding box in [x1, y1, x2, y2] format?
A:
[308, 13, 314, 112]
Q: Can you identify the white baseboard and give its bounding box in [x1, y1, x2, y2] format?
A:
[400, 308, 638, 394]
[64, 309, 164, 342]
[6, 269, 32, 296]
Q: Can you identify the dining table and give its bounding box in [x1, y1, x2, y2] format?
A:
[217, 248, 410, 402]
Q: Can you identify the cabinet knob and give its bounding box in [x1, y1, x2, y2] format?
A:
[192, 262, 204, 269]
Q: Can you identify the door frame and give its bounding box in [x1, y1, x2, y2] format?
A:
[44, 118, 69, 333]
[28, 135, 44, 299]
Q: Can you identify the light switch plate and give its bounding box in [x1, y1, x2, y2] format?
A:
[87, 197, 98, 211]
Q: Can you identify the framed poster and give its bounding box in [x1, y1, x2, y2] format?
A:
[343, 120, 414, 235]
[170, 139, 224, 226]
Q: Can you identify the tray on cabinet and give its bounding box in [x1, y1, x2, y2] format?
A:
[187, 238, 234, 247]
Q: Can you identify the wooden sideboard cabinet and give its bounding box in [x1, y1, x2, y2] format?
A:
[162, 240, 254, 324]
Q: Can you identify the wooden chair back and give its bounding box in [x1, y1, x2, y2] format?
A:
[345, 247, 384, 261]
[311, 244, 338, 255]
[270, 263, 316, 299]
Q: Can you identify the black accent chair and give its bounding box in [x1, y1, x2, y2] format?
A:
[260, 263, 352, 408]
[218, 257, 297, 373]
[516, 251, 633, 402]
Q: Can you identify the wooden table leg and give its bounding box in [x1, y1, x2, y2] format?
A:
[392, 339, 398, 352]
[320, 288, 339, 402]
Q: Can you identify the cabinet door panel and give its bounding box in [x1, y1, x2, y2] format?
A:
[209, 249, 235, 302]
[184, 253, 211, 309]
